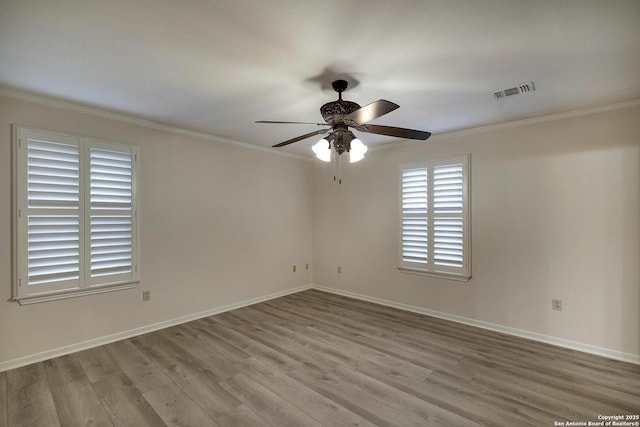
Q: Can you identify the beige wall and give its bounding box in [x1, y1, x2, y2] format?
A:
[1, 93, 638, 366]
[312, 105, 640, 356]
[0, 96, 313, 365]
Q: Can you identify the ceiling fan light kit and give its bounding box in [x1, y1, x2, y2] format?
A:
[257, 79, 431, 180]
[312, 139, 331, 162]
[348, 139, 367, 163]
[312, 134, 367, 163]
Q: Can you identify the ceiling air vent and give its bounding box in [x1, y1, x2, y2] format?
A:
[494, 81, 535, 99]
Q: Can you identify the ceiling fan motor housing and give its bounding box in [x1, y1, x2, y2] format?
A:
[320, 100, 361, 124]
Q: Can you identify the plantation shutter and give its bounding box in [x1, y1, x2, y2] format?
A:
[399, 156, 470, 279]
[14, 126, 139, 304]
[432, 162, 464, 273]
[26, 137, 82, 291]
[401, 168, 429, 266]
[87, 144, 134, 285]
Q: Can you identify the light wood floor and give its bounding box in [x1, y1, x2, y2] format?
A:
[1, 289, 639, 426]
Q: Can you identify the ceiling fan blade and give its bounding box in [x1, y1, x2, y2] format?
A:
[272, 129, 330, 147]
[256, 120, 326, 125]
[344, 99, 400, 124]
[358, 124, 431, 140]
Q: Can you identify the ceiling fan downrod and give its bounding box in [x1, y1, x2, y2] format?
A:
[331, 79, 349, 101]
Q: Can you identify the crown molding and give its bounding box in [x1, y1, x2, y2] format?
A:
[4, 85, 637, 160]
[0, 86, 310, 161]
[372, 98, 640, 152]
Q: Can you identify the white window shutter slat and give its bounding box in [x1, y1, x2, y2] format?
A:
[26, 139, 81, 288]
[27, 215, 80, 284]
[433, 163, 465, 269]
[402, 217, 428, 263]
[89, 148, 133, 280]
[400, 157, 470, 279]
[14, 126, 139, 303]
[27, 142, 80, 209]
[402, 168, 428, 214]
[401, 167, 429, 266]
[434, 218, 464, 267]
[434, 163, 463, 214]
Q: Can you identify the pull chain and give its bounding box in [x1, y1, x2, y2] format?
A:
[330, 148, 343, 184]
[332, 147, 337, 182]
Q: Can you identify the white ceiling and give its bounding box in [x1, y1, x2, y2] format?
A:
[1, 0, 639, 156]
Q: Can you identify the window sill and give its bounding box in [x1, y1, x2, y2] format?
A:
[13, 281, 138, 305]
[398, 267, 471, 282]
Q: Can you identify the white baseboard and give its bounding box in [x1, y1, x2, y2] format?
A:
[311, 284, 640, 365]
[2, 282, 638, 371]
[0, 285, 312, 372]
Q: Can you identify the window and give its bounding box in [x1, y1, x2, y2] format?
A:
[399, 155, 470, 280]
[12, 126, 139, 304]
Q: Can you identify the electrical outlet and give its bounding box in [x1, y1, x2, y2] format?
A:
[337, 266, 342, 274]
[292, 265, 296, 273]
[552, 299, 562, 311]
[305, 263, 309, 270]
[143, 290, 151, 301]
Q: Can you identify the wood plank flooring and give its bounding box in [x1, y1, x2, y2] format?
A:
[2, 289, 639, 426]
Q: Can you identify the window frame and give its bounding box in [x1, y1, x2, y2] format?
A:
[12, 125, 140, 305]
[398, 154, 471, 281]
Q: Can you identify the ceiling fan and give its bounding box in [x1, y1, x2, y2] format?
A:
[256, 80, 431, 163]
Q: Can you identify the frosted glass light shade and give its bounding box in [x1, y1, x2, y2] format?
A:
[312, 139, 331, 162]
[349, 139, 367, 163]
